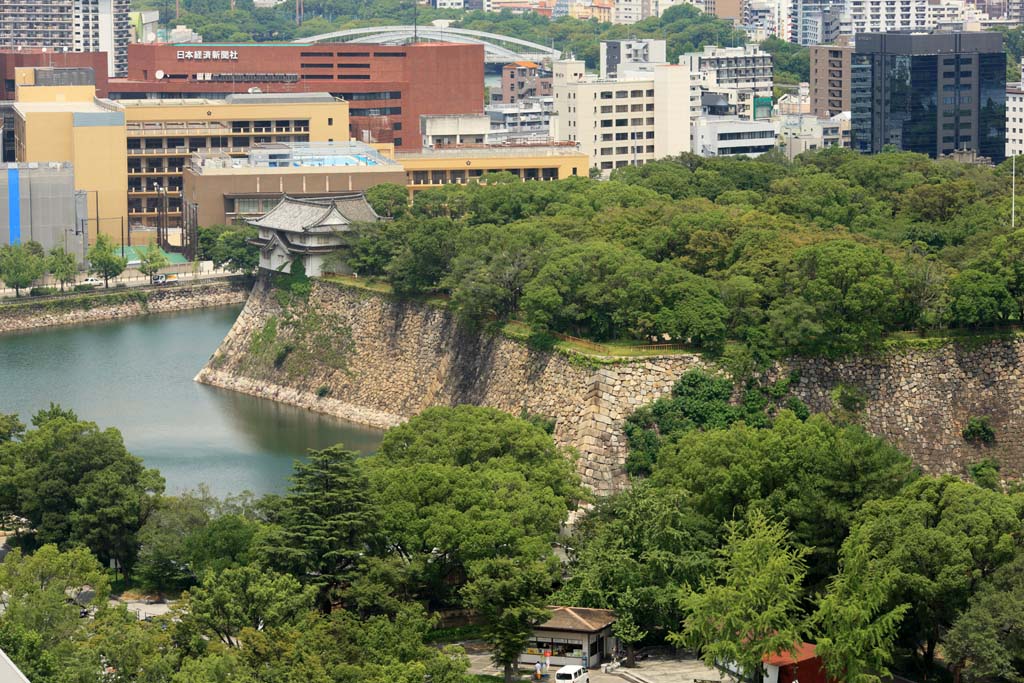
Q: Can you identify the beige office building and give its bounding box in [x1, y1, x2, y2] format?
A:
[550, 59, 696, 175]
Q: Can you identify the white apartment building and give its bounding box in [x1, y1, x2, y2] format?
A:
[421, 114, 493, 147]
[550, 59, 697, 175]
[486, 98, 555, 140]
[600, 39, 668, 79]
[679, 44, 774, 120]
[0, 0, 130, 76]
[841, 0, 930, 33]
[1007, 83, 1024, 158]
[692, 115, 778, 156]
[775, 111, 850, 160]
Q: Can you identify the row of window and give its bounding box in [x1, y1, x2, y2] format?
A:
[597, 89, 655, 99]
[599, 104, 655, 113]
[599, 118, 654, 127]
[599, 145, 656, 155]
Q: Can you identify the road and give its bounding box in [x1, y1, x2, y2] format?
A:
[0, 262, 238, 299]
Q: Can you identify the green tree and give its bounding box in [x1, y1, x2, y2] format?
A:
[138, 241, 170, 279]
[0, 243, 45, 296]
[0, 544, 109, 655]
[812, 544, 909, 683]
[260, 446, 378, 613]
[842, 477, 1020, 667]
[45, 246, 77, 293]
[947, 269, 1013, 328]
[135, 494, 211, 593]
[208, 227, 259, 273]
[87, 234, 128, 287]
[365, 183, 410, 218]
[612, 588, 649, 667]
[364, 406, 581, 607]
[672, 509, 807, 683]
[182, 564, 314, 647]
[462, 556, 555, 683]
[5, 406, 164, 578]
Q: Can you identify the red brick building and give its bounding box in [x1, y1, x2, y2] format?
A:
[106, 42, 485, 150]
[0, 50, 109, 100]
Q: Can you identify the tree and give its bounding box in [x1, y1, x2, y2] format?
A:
[652, 412, 915, 589]
[0, 243, 45, 296]
[87, 234, 128, 287]
[135, 495, 211, 593]
[208, 227, 259, 273]
[365, 183, 409, 218]
[46, 247, 77, 292]
[137, 241, 170, 279]
[612, 589, 649, 667]
[841, 477, 1020, 667]
[462, 556, 555, 683]
[260, 446, 378, 613]
[0, 545, 109, 650]
[182, 564, 314, 647]
[947, 269, 1013, 328]
[812, 544, 909, 683]
[4, 406, 164, 578]
[364, 406, 582, 607]
[672, 510, 808, 683]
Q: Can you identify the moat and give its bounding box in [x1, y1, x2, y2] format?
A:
[0, 304, 383, 496]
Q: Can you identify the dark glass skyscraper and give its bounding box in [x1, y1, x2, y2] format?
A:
[851, 32, 1006, 162]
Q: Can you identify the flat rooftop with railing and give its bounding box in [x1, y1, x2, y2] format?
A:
[188, 141, 398, 174]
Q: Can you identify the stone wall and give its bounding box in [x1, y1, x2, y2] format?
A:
[787, 347, 1024, 478]
[0, 279, 250, 334]
[197, 279, 706, 494]
[198, 278, 1024, 493]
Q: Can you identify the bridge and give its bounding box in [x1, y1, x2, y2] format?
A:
[294, 26, 561, 65]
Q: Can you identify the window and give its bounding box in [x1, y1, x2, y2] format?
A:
[394, 123, 402, 131]
[394, 137, 402, 146]
[327, 117, 334, 126]
[338, 63, 371, 68]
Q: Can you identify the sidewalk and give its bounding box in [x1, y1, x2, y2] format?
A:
[0, 263, 238, 299]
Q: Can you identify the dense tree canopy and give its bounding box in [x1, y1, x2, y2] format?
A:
[346, 149, 1024, 361]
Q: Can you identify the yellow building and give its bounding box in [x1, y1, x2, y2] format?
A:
[13, 69, 129, 244]
[13, 69, 350, 244]
[397, 143, 588, 195]
[119, 93, 348, 231]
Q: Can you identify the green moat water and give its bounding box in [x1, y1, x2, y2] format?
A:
[0, 305, 383, 496]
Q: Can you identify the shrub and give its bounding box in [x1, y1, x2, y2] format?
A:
[962, 416, 995, 445]
[526, 331, 556, 351]
[968, 458, 1001, 490]
[29, 287, 58, 297]
[316, 385, 331, 398]
[273, 344, 294, 369]
[73, 284, 95, 292]
[831, 383, 867, 413]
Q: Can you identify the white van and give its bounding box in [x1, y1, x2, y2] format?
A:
[555, 665, 589, 683]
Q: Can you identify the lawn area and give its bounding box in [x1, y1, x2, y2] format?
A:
[502, 320, 697, 359]
[321, 274, 393, 293]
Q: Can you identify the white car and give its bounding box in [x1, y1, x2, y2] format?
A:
[555, 665, 589, 683]
[81, 277, 104, 286]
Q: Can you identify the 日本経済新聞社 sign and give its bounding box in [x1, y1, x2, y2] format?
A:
[176, 50, 239, 60]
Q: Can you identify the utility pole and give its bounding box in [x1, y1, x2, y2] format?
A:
[1014, 153, 1017, 231]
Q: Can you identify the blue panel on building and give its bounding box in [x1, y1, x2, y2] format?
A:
[7, 168, 20, 245]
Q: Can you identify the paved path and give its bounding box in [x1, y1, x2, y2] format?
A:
[0, 264, 236, 299]
[465, 648, 726, 683]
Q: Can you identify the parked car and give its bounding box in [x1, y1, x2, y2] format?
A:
[81, 277, 103, 286]
[555, 666, 589, 683]
[151, 274, 167, 285]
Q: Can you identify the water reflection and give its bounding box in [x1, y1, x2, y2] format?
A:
[0, 305, 382, 496]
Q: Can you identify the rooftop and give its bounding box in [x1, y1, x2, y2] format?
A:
[537, 606, 617, 633]
[763, 642, 819, 667]
[400, 142, 584, 159]
[248, 194, 380, 233]
[116, 92, 339, 107]
[190, 141, 397, 174]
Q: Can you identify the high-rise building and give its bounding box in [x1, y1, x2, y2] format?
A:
[0, 0, 130, 77]
[791, 2, 843, 45]
[550, 59, 695, 175]
[809, 42, 853, 116]
[1006, 82, 1024, 158]
[679, 44, 774, 120]
[851, 32, 1005, 162]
